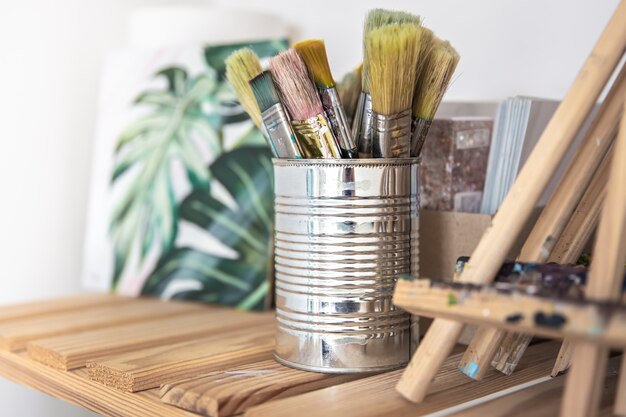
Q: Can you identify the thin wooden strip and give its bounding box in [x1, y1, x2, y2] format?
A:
[88, 322, 276, 392]
[28, 309, 271, 370]
[0, 351, 199, 417]
[245, 342, 560, 417]
[0, 297, 207, 352]
[560, 75, 626, 417]
[493, 148, 614, 377]
[0, 293, 127, 323]
[446, 356, 621, 417]
[393, 279, 626, 348]
[160, 359, 363, 417]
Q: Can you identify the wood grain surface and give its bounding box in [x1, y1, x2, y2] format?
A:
[446, 356, 621, 417]
[0, 297, 206, 351]
[245, 342, 561, 417]
[160, 359, 363, 417]
[0, 293, 128, 323]
[0, 351, 200, 417]
[28, 309, 272, 370]
[88, 322, 276, 392]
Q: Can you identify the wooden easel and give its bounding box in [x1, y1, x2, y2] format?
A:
[395, 100, 626, 416]
[394, 2, 626, 416]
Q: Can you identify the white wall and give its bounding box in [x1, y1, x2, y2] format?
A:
[0, 0, 620, 415]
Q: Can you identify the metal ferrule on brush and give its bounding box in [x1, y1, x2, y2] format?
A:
[319, 87, 358, 158]
[410, 117, 432, 157]
[261, 103, 302, 159]
[371, 109, 412, 158]
[291, 114, 342, 159]
[352, 93, 374, 158]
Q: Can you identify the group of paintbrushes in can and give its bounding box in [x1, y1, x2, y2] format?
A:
[225, 8, 459, 160]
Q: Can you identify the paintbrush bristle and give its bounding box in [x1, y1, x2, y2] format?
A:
[293, 39, 334, 89]
[413, 39, 460, 120]
[250, 71, 281, 113]
[362, 9, 421, 94]
[337, 64, 363, 123]
[364, 8, 421, 34]
[366, 23, 422, 115]
[269, 49, 323, 120]
[417, 27, 436, 75]
[225, 48, 264, 129]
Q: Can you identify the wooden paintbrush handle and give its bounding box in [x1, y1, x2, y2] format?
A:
[560, 92, 626, 417]
[550, 153, 611, 377]
[395, 0, 626, 403]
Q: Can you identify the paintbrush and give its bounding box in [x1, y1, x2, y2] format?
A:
[249, 70, 303, 159]
[411, 39, 460, 156]
[354, 9, 421, 158]
[225, 48, 284, 159]
[269, 49, 342, 159]
[225, 48, 264, 131]
[294, 39, 358, 159]
[367, 23, 422, 158]
[337, 64, 363, 127]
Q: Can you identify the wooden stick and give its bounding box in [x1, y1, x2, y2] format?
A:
[494, 147, 615, 376]
[560, 93, 626, 417]
[616, 355, 626, 415]
[395, 0, 626, 402]
[460, 59, 626, 380]
[394, 279, 626, 347]
[550, 153, 612, 376]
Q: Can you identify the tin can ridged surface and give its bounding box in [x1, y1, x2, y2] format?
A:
[273, 158, 419, 373]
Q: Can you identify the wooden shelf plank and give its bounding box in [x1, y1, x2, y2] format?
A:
[0, 298, 206, 351]
[445, 356, 621, 417]
[28, 309, 272, 370]
[160, 359, 364, 417]
[0, 351, 199, 417]
[245, 342, 561, 417]
[88, 322, 276, 392]
[0, 293, 128, 323]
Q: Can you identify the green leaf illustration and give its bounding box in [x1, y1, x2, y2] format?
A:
[141, 146, 274, 310]
[109, 66, 221, 289]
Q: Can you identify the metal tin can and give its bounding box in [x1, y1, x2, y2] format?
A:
[273, 158, 419, 373]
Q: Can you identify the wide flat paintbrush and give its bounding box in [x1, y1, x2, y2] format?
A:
[269, 49, 341, 159]
[411, 39, 460, 156]
[225, 48, 279, 156]
[250, 71, 303, 159]
[354, 9, 421, 158]
[367, 23, 422, 158]
[337, 64, 363, 127]
[294, 39, 358, 159]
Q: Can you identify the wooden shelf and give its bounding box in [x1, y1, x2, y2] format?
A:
[0, 294, 618, 417]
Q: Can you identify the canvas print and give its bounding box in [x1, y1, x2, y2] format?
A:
[83, 40, 288, 310]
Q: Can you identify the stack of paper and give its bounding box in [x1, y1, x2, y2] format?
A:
[480, 97, 590, 214]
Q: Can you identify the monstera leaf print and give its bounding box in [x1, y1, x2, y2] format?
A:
[141, 146, 274, 311]
[110, 66, 221, 288]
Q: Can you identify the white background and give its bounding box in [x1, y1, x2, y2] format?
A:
[0, 0, 620, 415]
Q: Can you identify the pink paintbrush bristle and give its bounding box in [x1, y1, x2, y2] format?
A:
[269, 49, 323, 120]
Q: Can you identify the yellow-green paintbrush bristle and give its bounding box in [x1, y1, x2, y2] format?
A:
[366, 23, 423, 115]
[416, 27, 436, 76]
[293, 39, 334, 88]
[225, 48, 264, 129]
[413, 39, 460, 120]
[362, 9, 421, 94]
